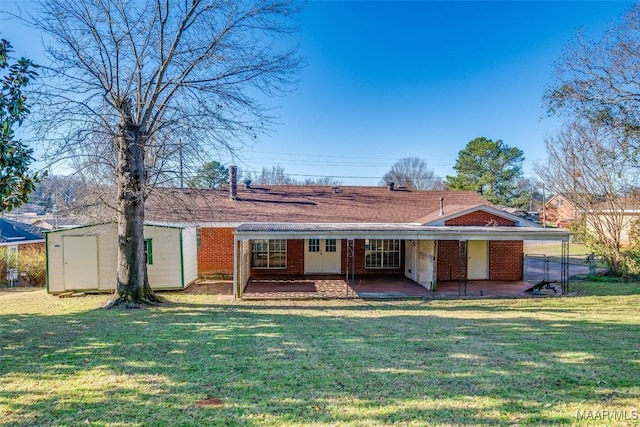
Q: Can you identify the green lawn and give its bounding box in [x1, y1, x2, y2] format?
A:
[524, 241, 591, 257]
[1, 286, 640, 426]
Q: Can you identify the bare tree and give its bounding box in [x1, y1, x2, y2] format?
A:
[536, 121, 640, 276]
[28, 0, 301, 306]
[301, 176, 342, 186]
[545, 3, 640, 145]
[244, 165, 293, 185]
[243, 165, 342, 186]
[380, 157, 444, 190]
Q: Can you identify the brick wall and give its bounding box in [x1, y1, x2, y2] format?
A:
[19, 242, 45, 251]
[445, 211, 515, 226]
[488, 240, 523, 280]
[436, 240, 523, 281]
[198, 227, 235, 275]
[200, 230, 523, 281]
[436, 240, 466, 281]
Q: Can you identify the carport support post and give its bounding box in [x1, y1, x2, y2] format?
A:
[561, 240, 569, 294]
[458, 240, 467, 296]
[233, 234, 239, 299]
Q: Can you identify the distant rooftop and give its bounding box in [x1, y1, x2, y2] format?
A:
[0, 218, 46, 243]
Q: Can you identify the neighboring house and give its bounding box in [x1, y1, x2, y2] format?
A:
[539, 194, 580, 227]
[0, 218, 46, 283]
[31, 216, 82, 230]
[585, 197, 640, 247]
[46, 223, 198, 293]
[144, 169, 569, 298]
[0, 218, 46, 247]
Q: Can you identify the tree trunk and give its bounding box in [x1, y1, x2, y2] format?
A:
[106, 99, 164, 308]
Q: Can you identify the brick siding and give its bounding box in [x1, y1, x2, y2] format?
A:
[198, 227, 235, 275]
[19, 242, 45, 251]
[488, 240, 523, 280]
[436, 240, 466, 281]
[200, 227, 522, 281]
[445, 211, 515, 226]
[436, 239, 523, 281]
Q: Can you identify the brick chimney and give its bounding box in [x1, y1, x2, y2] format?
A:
[229, 165, 238, 200]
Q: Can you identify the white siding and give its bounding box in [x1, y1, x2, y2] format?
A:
[47, 224, 116, 293]
[46, 231, 64, 293]
[47, 223, 190, 292]
[146, 226, 181, 288]
[180, 227, 198, 286]
[587, 213, 639, 247]
[96, 226, 118, 290]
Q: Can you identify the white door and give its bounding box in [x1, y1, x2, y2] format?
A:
[416, 240, 435, 290]
[467, 240, 488, 280]
[404, 240, 416, 281]
[63, 235, 99, 290]
[304, 239, 341, 273]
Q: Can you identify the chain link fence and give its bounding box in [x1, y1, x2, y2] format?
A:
[524, 253, 608, 283]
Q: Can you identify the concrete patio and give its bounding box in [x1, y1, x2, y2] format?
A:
[240, 275, 538, 300]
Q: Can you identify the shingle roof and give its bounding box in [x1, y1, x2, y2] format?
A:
[0, 218, 46, 243]
[146, 186, 491, 224]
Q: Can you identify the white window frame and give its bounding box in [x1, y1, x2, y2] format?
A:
[365, 239, 401, 269]
[251, 239, 287, 269]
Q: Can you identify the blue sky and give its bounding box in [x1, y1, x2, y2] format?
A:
[1, 0, 635, 185]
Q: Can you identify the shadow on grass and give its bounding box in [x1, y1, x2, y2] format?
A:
[1, 295, 639, 426]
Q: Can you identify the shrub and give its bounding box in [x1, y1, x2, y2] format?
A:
[18, 245, 46, 287]
[566, 218, 587, 244]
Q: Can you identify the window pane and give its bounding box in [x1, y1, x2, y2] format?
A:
[252, 240, 266, 251]
[269, 252, 286, 268]
[270, 240, 282, 251]
[325, 239, 336, 252]
[365, 239, 399, 269]
[252, 251, 268, 268]
[384, 251, 400, 268]
[365, 251, 381, 268]
[308, 239, 320, 252]
[251, 239, 286, 268]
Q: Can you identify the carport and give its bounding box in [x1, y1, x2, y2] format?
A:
[233, 223, 571, 299]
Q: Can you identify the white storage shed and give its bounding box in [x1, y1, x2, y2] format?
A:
[46, 223, 197, 293]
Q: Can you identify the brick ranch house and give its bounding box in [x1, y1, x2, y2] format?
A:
[1, 218, 46, 284]
[539, 194, 580, 227]
[147, 172, 570, 298]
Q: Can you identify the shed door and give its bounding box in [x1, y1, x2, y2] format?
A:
[304, 239, 341, 274]
[63, 235, 99, 290]
[467, 240, 488, 280]
[404, 240, 416, 281]
[416, 240, 435, 290]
